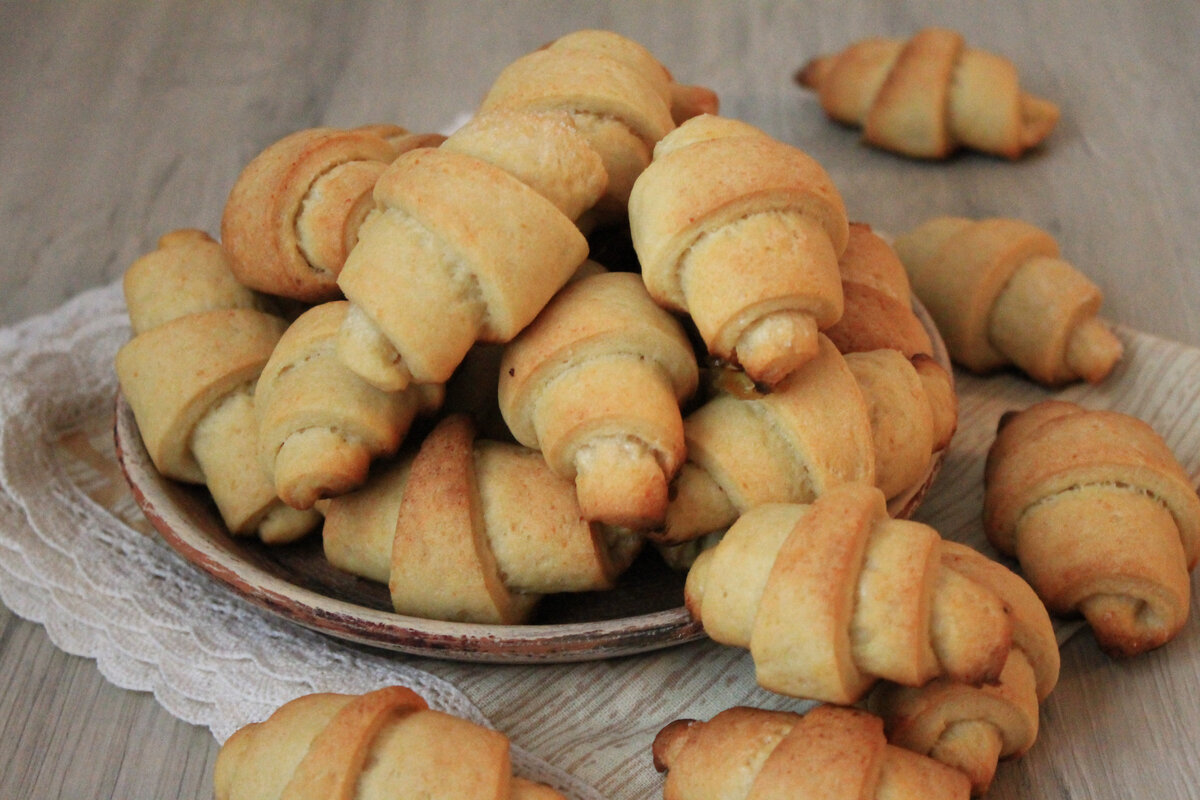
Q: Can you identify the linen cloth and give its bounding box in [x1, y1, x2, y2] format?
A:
[3, 281, 1198, 799]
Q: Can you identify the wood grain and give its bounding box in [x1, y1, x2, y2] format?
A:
[1, 2, 1198, 799]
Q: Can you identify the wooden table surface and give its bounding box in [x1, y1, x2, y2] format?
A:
[2, 2, 1198, 798]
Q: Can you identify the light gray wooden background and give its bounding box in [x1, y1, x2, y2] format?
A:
[2, 1, 1198, 798]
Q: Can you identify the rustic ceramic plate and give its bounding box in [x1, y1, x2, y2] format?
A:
[114, 299, 949, 664]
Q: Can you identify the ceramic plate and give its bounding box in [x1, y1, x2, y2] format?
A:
[114, 299, 949, 664]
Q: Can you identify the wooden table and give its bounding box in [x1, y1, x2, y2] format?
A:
[2, 2, 1197, 797]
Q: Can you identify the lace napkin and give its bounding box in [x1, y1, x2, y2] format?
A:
[3, 281, 1199, 800]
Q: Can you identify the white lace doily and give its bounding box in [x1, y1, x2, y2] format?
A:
[0, 281, 607, 800]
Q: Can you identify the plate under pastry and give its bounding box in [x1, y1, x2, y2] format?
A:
[113, 298, 949, 664]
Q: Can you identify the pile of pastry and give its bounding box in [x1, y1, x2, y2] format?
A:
[113, 28, 1199, 800]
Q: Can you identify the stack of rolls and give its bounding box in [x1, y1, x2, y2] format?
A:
[118, 33, 957, 628]
[108, 23, 1200, 800]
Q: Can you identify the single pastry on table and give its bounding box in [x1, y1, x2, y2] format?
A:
[480, 28, 716, 225]
[652, 703, 971, 800]
[221, 124, 444, 303]
[657, 335, 955, 548]
[498, 271, 699, 529]
[894, 215, 1123, 385]
[255, 300, 443, 510]
[322, 414, 641, 625]
[115, 229, 320, 544]
[684, 483, 1012, 704]
[630, 113, 849, 386]
[214, 686, 565, 800]
[984, 399, 1200, 657]
[796, 27, 1059, 160]
[870, 541, 1061, 795]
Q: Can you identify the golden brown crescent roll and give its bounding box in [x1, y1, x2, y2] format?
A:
[534, 28, 718, 126]
[846, 348, 957, 500]
[825, 222, 934, 358]
[214, 686, 566, 800]
[658, 336, 954, 545]
[322, 414, 641, 624]
[652, 704, 971, 800]
[796, 27, 1059, 160]
[255, 300, 443, 510]
[439, 108, 608, 226]
[870, 541, 1060, 795]
[334, 145, 589, 392]
[334, 85, 611, 393]
[498, 271, 699, 529]
[630, 113, 849, 386]
[895, 216, 1123, 385]
[659, 335, 872, 546]
[221, 124, 443, 302]
[984, 400, 1200, 656]
[115, 230, 320, 544]
[481, 29, 714, 224]
[685, 483, 1013, 703]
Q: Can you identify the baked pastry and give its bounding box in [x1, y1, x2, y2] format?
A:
[870, 541, 1060, 794]
[825, 222, 934, 358]
[652, 704, 971, 800]
[439, 108, 608, 225]
[895, 216, 1123, 385]
[441, 260, 610, 443]
[847, 348, 956, 501]
[658, 335, 871, 545]
[334, 145, 589, 392]
[322, 414, 641, 624]
[214, 686, 565, 800]
[630, 113, 848, 385]
[480, 29, 714, 223]
[498, 271, 699, 529]
[685, 483, 1012, 703]
[658, 335, 954, 545]
[255, 300, 443, 510]
[221, 124, 443, 302]
[984, 400, 1200, 656]
[796, 27, 1059, 160]
[115, 230, 320, 543]
[533, 28, 718, 126]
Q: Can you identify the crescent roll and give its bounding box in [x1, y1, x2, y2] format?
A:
[652, 704, 970, 800]
[115, 230, 320, 543]
[498, 271, 699, 529]
[334, 145, 589, 392]
[221, 124, 443, 302]
[870, 541, 1060, 795]
[255, 300, 443, 510]
[480, 29, 715, 224]
[659, 335, 954, 545]
[322, 414, 641, 624]
[214, 686, 565, 800]
[826, 222, 934, 358]
[796, 27, 1059, 160]
[895, 216, 1123, 385]
[984, 400, 1200, 656]
[685, 483, 1013, 704]
[630, 114, 849, 385]
[439, 108, 608, 226]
